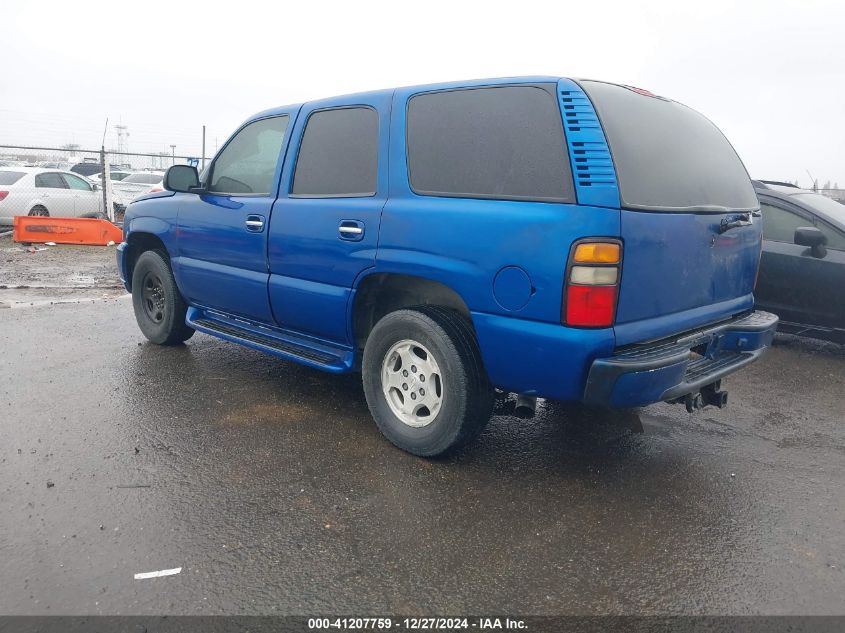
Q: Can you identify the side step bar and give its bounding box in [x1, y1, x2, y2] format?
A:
[186, 307, 353, 373]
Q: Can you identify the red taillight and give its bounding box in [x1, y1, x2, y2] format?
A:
[563, 239, 622, 328]
[149, 187, 163, 193]
[0, 191, 8, 201]
[566, 285, 617, 327]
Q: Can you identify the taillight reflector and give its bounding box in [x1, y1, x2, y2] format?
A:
[0, 191, 8, 201]
[566, 285, 617, 327]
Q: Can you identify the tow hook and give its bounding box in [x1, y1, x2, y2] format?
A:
[682, 381, 729, 413]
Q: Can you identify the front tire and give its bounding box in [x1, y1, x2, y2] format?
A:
[362, 306, 494, 456]
[131, 250, 194, 345]
[28, 206, 49, 217]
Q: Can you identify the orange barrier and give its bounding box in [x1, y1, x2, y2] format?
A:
[12, 216, 123, 246]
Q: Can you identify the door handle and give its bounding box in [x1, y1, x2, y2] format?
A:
[339, 220, 364, 241]
[245, 215, 265, 232]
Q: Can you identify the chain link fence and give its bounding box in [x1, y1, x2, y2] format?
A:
[0, 145, 208, 227]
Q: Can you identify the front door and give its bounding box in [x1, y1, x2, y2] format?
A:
[267, 94, 390, 344]
[756, 199, 843, 328]
[61, 172, 100, 215]
[173, 113, 295, 324]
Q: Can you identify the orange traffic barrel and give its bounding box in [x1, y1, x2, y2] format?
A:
[12, 216, 123, 246]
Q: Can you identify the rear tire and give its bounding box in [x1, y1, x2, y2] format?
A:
[28, 206, 49, 217]
[131, 250, 194, 345]
[362, 306, 494, 456]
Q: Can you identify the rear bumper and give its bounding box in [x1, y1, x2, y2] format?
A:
[583, 310, 778, 407]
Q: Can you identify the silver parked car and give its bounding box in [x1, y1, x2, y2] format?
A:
[111, 171, 165, 209]
[0, 168, 103, 226]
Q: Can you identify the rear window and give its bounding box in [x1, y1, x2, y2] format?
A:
[123, 173, 163, 184]
[581, 81, 758, 212]
[71, 163, 102, 176]
[0, 171, 25, 185]
[406, 85, 574, 203]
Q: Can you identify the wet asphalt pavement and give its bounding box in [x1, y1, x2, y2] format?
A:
[1, 291, 844, 615]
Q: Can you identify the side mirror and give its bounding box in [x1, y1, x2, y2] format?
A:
[92, 183, 100, 191]
[794, 226, 827, 258]
[164, 165, 200, 193]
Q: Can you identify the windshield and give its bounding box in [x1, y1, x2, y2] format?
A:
[123, 173, 162, 184]
[0, 171, 25, 185]
[581, 80, 758, 213]
[792, 193, 845, 225]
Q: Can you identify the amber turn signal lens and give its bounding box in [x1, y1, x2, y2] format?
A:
[574, 242, 620, 264]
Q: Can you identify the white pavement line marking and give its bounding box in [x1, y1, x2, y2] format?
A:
[134, 567, 182, 580]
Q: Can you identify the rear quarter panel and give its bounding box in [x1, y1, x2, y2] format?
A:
[377, 81, 620, 396]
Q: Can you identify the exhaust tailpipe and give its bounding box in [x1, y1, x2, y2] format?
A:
[514, 394, 537, 419]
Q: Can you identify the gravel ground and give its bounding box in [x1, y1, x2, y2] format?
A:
[0, 234, 126, 308]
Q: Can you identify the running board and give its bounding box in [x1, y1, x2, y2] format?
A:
[186, 307, 353, 373]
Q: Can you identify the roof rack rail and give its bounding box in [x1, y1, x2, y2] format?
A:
[757, 179, 800, 188]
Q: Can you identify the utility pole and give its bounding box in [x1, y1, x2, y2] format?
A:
[201, 125, 206, 171]
[170, 144, 176, 166]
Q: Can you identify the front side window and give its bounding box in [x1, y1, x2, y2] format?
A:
[209, 116, 289, 195]
[406, 85, 574, 203]
[35, 173, 68, 189]
[760, 203, 812, 243]
[291, 107, 379, 197]
[62, 173, 92, 191]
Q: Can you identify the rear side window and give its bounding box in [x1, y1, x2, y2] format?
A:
[0, 171, 25, 185]
[292, 107, 379, 197]
[35, 173, 68, 189]
[406, 85, 574, 203]
[582, 81, 758, 212]
[209, 116, 289, 195]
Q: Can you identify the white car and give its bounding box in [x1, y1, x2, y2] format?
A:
[111, 171, 165, 208]
[0, 167, 103, 226]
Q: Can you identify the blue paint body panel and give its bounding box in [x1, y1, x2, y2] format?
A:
[118, 75, 776, 408]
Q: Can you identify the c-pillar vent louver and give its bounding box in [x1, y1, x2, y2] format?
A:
[557, 78, 620, 209]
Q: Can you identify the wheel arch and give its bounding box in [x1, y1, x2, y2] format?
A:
[350, 272, 473, 351]
[124, 231, 169, 292]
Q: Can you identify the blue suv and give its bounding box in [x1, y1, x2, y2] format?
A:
[117, 77, 778, 456]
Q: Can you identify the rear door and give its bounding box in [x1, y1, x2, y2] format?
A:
[267, 93, 390, 345]
[580, 81, 762, 345]
[174, 114, 294, 324]
[757, 196, 845, 329]
[34, 172, 74, 216]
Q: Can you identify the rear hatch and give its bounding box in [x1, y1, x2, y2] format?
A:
[579, 81, 762, 346]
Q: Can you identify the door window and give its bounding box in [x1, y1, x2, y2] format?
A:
[760, 203, 812, 243]
[817, 222, 845, 251]
[34, 173, 68, 189]
[291, 107, 379, 197]
[208, 116, 289, 195]
[62, 173, 93, 191]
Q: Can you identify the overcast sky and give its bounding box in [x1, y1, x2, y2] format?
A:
[2, 0, 843, 186]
